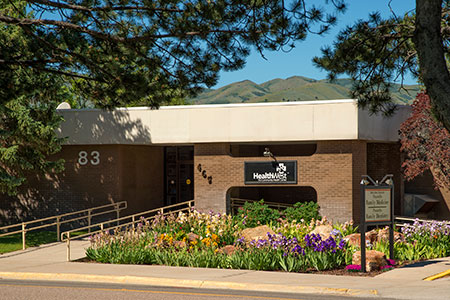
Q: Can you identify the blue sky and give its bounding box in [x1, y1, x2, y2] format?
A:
[214, 0, 416, 89]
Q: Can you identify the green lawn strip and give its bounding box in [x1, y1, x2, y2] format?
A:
[0, 231, 87, 254]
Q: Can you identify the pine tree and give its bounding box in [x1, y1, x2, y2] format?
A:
[0, 0, 346, 193]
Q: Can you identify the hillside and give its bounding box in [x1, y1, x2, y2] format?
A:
[189, 76, 421, 105]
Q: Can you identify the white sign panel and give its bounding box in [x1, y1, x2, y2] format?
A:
[365, 188, 391, 222]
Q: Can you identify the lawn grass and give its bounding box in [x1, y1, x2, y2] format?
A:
[0, 230, 88, 254]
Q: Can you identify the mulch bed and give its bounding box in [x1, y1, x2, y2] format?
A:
[306, 260, 416, 277]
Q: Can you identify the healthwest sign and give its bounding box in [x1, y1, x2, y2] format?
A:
[244, 161, 297, 184]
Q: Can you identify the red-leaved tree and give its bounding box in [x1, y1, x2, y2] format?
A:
[399, 93, 450, 189]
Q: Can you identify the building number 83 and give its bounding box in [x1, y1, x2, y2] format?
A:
[78, 151, 100, 166]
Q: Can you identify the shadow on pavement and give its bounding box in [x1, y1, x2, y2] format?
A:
[400, 260, 445, 268]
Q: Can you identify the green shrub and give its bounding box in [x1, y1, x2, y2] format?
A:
[284, 201, 321, 223]
[236, 199, 280, 228]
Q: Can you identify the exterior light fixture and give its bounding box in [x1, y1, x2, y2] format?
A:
[263, 147, 273, 158]
[360, 178, 370, 185]
[263, 147, 279, 165]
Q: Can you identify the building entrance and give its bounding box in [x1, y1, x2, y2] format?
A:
[165, 146, 194, 205]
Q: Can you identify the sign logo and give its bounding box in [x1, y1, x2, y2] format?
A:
[245, 161, 297, 184]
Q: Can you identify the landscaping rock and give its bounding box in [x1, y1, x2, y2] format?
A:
[219, 245, 237, 255]
[365, 230, 378, 244]
[343, 233, 370, 247]
[173, 240, 186, 248]
[187, 232, 199, 243]
[240, 225, 275, 243]
[352, 250, 388, 272]
[377, 228, 405, 243]
[310, 224, 333, 240]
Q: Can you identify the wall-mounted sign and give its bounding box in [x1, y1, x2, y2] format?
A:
[244, 161, 297, 184]
[364, 188, 391, 222]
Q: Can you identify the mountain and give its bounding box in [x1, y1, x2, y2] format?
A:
[189, 76, 421, 105]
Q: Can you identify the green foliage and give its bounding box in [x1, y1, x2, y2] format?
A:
[0, 230, 86, 254]
[0, 99, 65, 195]
[284, 201, 321, 223]
[85, 211, 450, 273]
[236, 200, 280, 228]
[313, 11, 418, 116]
[2, 0, 347, 107]
[0, 231, 56, 254]
[332, 221, 358, 237]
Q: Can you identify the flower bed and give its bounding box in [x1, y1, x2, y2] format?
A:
[85, 203, 450, 274]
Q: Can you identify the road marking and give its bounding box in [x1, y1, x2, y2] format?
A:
[0, 283, 304, 300]
[423, 269, 450, 281]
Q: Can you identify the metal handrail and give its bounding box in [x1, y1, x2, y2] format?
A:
[62, 200, 194, 261]
[0, 201, 127, 250]
[230, 198, 293, 214]
[394, 216, 450, 227]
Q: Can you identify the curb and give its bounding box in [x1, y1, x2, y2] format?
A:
[0, 271, 378, 297]
[423, 269, 450, 281]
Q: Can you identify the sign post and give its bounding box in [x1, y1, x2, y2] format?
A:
[360, 174, 394, 272]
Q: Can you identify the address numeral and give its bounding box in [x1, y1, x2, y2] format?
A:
[78, 151, 100, 166]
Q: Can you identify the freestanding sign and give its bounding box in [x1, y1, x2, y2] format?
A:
[364, 188, 391, 222]
[244, 161, 297, 184]
[360, 175, 394, 272]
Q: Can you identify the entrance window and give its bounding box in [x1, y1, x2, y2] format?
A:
[165, 146, 194, 205]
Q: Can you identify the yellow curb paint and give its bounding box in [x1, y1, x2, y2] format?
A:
[423, 269, 450, 281]
[0, 271, 378, 297]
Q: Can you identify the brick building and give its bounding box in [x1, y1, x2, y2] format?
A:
[1, 100, 448, 224]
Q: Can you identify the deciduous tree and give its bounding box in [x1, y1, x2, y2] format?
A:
[399, 93, 449, 189]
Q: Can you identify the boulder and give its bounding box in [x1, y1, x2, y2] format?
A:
[218, 245, 237, 255]
[310, 224, 333, 240]
[187, 232, 199, 243]
[377, 228, 405, 243]
[365, 229, 378, 244]
[343, 233, 371, 247]
[240, 225, 275, 243]
[173, 240, 187, 248]
[352, 250, 388, 272]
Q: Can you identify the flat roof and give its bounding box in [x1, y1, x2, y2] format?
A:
[57, 100, 411, 145]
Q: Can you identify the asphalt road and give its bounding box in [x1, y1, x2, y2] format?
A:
[0, 279, 398, 300]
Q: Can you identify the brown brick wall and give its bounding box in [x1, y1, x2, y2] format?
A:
[194, 141, 361, 223]
[366, 143, 403, 216]
[405, 170, 450, 220]
[118, 145, 164, 215]
[0, 145, 164, 225]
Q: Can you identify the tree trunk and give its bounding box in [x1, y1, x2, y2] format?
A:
[414, 0, 450, 131]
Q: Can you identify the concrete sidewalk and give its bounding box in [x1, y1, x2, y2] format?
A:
[0, 241, 449, 299]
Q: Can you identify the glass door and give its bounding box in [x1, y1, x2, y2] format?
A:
[164, 146, 194, 205]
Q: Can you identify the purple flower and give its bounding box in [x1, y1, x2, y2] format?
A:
[338, 239, 346, 250]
